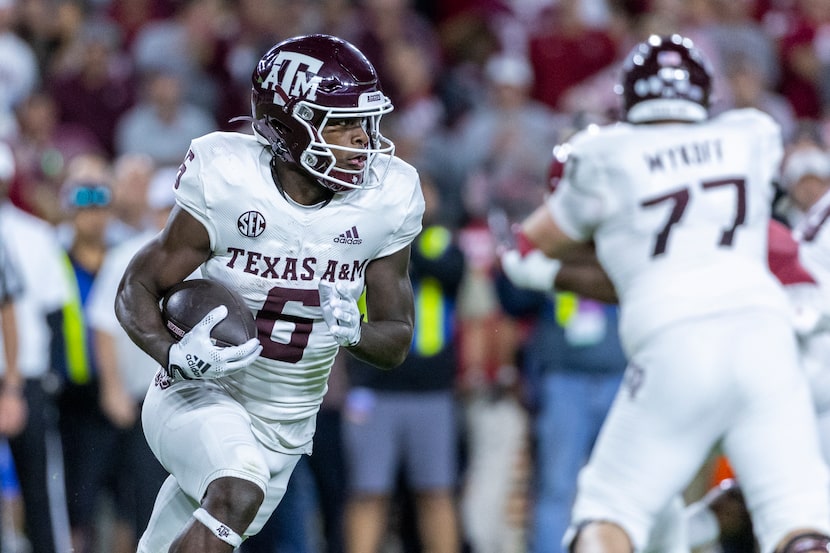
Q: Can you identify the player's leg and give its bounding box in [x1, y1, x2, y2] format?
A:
[169, 476, 264, 553]
[643, 456, 752, 553]
[570, 523, 633, 553]
[139, 377, 274, 552]
[532, 370, 622, 553]
[719, 312, 830, 553]
[640, 496, 691, 553]
[565, 318, 744, 553]
[138, 475, 198, 553]
[138, 472, 278, 553]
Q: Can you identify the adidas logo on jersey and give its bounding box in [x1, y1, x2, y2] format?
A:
[334, 226, 362, 245]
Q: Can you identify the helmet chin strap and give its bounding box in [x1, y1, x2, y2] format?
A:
[269, 155, 334, 208]
[245, 113, 367, 194]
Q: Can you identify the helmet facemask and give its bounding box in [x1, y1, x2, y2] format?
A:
[250, 34, 396, 193]
[293, 98, 395, 192]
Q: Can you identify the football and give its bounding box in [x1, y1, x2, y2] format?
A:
[161, 279, 258, 347]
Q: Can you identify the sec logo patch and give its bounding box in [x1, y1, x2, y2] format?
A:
[238, 211, 266, 237]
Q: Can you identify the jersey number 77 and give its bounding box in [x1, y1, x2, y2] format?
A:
[641, 177, 746, 257]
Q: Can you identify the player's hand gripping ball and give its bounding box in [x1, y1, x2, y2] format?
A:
[161, 279, 261, 380]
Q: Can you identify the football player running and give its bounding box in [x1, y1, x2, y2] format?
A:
[115, 34, 424, 553]
[505, 35, 830, 553]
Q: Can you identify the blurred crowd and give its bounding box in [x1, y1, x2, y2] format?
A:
[2, 0, 830, 552]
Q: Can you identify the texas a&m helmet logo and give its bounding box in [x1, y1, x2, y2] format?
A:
[260, 52, 324, 106]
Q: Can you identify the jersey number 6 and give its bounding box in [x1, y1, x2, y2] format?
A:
[255, 285, 320, 363]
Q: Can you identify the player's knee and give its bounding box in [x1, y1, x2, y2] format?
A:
[568, 520, 634, 553]
[202, 476, 265, 526]
[775, 531, 830, 553]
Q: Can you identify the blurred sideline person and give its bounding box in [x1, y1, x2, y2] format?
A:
[85, 167, 180, 553]
[0, 149, 24, 441]
[55, 156, 121, 553]
[503, 34, 830, 553]
[0, 165, 24, 553]
[342, 175, 463, 553]
[0, 141, 72, 553]
[115, 34, 424, 553]
[0, 258, 22, 437]
[775, 145, 830, 232]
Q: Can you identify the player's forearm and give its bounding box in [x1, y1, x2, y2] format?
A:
[345, 320, 413, 369]
[555, 264, 619, 304]
[115, 280, 176, 368]
[115, 225, 209, 369]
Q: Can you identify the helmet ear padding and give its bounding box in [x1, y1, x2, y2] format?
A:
[618, 34, 713, 124]
[250, 34, 395, 192]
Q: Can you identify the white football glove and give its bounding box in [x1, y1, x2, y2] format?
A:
[319, 281, 363, 347]
[500, 248, 562, 293]
[167, 305, 262, 380]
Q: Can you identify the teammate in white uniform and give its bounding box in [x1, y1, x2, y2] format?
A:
[511, 35, 830, 553]
[115, 34, 424, 553]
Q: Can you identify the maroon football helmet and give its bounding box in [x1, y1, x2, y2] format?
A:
[251, 34, 394, 192]
[617, 34, 712, 124]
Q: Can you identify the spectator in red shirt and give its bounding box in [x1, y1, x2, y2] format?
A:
[527, 0, 617, 111]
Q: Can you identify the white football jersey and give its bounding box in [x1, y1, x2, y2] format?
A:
[548, 108, 789, 354]
[172, 132, 423, 452]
